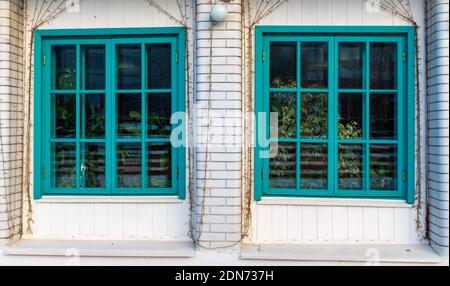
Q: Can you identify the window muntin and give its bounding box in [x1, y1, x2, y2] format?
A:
[259, 35, 405, 199]
[39, 34, 183, 197]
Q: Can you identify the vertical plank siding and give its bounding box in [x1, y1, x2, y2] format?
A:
[33, 201, 189, 240]
[17, 0, 437, 246]
[249, 0, 427, 244]
[25, 0, 192, 240]
[254, 204, 419, 243]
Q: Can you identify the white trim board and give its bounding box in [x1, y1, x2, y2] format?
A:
[241, 243, 441, 264]
[257, 197, 413, 208]
[4, 239, 195, 258]
[36, 196, 183, 204]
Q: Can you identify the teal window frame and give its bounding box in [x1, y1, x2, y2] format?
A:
[34, 28, 186, 199]
[254, 26, 416, 203]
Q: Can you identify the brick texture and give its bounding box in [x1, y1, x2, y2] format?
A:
[0, 0, 24, 245]
[194, 0, 242, 249]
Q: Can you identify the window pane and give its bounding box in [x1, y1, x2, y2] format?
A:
[370, 93, 396, 139]
[117, 143, 142, 188]
[300, 144, 327, 189]
[370, 43, 396, 89]
[270, 42, 297, 88]
[338, 93, 363, 139]
[147, 44, 171, 89]
[338, 144, 364, 190]
[83, 94, 105, 139]
[301, 42, 328, 88]
[300, 93, 328, 139]
[53, 45, 76, 90]
[117, 93, 141, 138]
[82, 143, 105, 188]
[269, 143, 296, 189]
[339, 43, 364, 89]
[82, 45, 105, 90]
[270, 92, 296, 138]
[370, 145, 397, 190]
[147, 143, 172, 188]
[51, 143, 76, 188]
[148, 93, 171, 138]
[51, 94, 76, 138]
[117, 45, 141, 90]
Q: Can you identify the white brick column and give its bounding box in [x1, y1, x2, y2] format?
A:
[426, 0, 449, 257]
[0, 0, 23, 245]
[194, 0, 242, 248]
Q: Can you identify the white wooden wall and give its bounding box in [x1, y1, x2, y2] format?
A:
[252, 203, 419, 243]
[24, 0, 193, 240]
[23, 0, 429, 244]
[33, 199, 189, 240]
[248, 0, 427, 244]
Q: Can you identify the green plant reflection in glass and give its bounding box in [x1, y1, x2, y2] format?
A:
[57, 68, 76, 90]
[300, 93, 328, 138]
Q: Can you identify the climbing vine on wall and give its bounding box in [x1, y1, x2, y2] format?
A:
[9, 0, 425, 246]
[22, 0, 67, 236]
[365, 0, 425, 241]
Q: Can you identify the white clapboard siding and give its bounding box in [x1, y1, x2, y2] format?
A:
[249, 0, 426, 244]
[25, 0, 192, 240]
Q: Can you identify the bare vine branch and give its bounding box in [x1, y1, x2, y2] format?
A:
[21, 0, 67, 236]
[146, 0, 186, 26]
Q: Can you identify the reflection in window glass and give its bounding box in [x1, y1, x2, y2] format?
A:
[51, 143, 76, 188]
[301, 42, 328, 88]
[53, 45, 76, 90]
[83, 94, 105, 139]
[147, 143, 172, 188]
[117, 45, 141, 90]
[270, 92, 296, 138]
[370, 145, 397, 190]
[82, 143, 106, 188]
[300, 93, 328, 139]
[269, 143, 296, 189]
[147, 44, 171, 89]
[270, 42, 297, 88]
[117, 93, 142, 138]
[82, 45, 105, 90]
[338, 144, 364, 190]
[370, 94, 396, 139]
[51, 94, 76, 138]
[370, 43, 396, 89]
[117, 143, 142, 188]
[300, 144, 328, 190]
[338, 93, 363, 139]
[339, 43, 364, 89]
[148, 93, 172, 138]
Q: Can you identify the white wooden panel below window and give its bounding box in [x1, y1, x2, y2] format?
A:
[249, 0, 424, 245]
[25, 0, 191, 241]
[251, 204, 420, 244]
[30, 202, 189, 240]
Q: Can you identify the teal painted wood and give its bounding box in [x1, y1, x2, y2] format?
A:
[406, 29, 416, 204]
[34, 32, 43, 199]
[34, 28, 186, 199]
[254, 26, 416, 203]
[254, 27, 264, 201]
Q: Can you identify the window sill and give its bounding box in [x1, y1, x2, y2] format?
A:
[257, 197, 413, 208]
[240, 243, 441, 264]
[4, 239, 195, 258]
[36, 196, 183, 204]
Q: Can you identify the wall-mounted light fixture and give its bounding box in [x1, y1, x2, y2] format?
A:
[211, 1, 231, 22]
